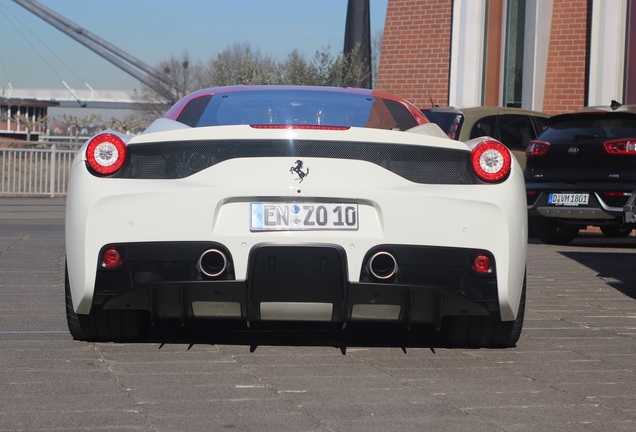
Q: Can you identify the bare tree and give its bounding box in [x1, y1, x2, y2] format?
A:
[104, 115, 147, 135]
[3, 112, 48, 142]
[134, 42, 375, 119]
[59, 114, 102, 142]
[204, 42, 278, 86]
[311, 46, 339, 86]
[371, 30, 383, 88]
[338, 44, 372, 88]
[279, 49, 317, 85]
[279, 45, 371, 88]
[136, 52, 205, 118]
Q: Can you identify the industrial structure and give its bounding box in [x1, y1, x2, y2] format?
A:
[2, 0, 165, 140]
[4, 0, 635, 141]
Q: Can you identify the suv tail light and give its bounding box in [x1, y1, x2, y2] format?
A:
[470, 140, 512, 182]
[86, 133, 127, 175]
[447, 114, 462, 139]
[603, 138, 636, 155]
[603, 191, 631, 197]
[526, 140, 550, 156]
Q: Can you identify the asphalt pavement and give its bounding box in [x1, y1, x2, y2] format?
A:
[0, 197, 66, 223]
[0, 198, 635, 431]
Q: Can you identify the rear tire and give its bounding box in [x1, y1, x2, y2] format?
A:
[530, 218, 579, 245]
[444, 274, 526, 348]
[65, 262, 146, 342]
[600, 226, 632, 238]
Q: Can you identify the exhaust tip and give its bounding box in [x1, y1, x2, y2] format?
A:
[368, 251, 398, 280]
[198, 249, 228, 278]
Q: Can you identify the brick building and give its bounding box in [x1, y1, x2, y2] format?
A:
[376, 0, 636, 115]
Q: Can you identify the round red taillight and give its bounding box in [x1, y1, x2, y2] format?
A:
[472, 254, 492, 274]
[86, 133, 127, 175]
[470, 140, 512, 182]
[102, 247, 123, 268]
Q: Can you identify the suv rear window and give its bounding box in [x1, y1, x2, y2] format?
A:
[540, 114, 636, 144]
[422, 111, 463, 138]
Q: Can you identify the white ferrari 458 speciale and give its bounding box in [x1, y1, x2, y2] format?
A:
[65, 85, 527, 347]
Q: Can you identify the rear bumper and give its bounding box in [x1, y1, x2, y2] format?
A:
[66, 156, 527, 321]
[96, 242, 498, 327]
[526, 185, 632, 223]
[623, 191, 636, 223]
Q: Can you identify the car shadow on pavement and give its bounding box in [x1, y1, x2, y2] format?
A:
[141, 321, 453, 353]
[559, 251, 636, 300]
[528, 231, 636, 248]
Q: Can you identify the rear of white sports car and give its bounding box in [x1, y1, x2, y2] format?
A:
[65, 87, 527, 347]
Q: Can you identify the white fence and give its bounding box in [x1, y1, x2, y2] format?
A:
[0, 141, 80, 197]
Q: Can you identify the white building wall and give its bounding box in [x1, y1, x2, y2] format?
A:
[588, 0, 627, 106]
[521, 0, 553, 111]
[449, 0, 487, 107]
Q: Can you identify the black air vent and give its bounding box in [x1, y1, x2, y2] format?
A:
[112, 140, 479, 185]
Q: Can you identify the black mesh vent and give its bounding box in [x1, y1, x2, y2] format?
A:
[112, 139, 479, 184]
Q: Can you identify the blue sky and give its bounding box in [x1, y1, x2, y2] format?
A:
[0, 0, 388, 91]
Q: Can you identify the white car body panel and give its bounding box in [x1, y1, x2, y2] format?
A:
[66, 125, 527, 321]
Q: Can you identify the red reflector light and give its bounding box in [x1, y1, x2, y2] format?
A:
[470, 140, 512, 182]
[526, 140, 550, 156]
[102, 247, 123, 268]
[526, 190, 537, 196]
[472, 254, 492, 274]
[250, 124, 350, 130]
[603, 138, 636, 155]
[86, 133, 127, 175]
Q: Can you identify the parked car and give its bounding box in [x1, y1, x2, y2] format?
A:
[525, 102, 636, 244]
[422, 106, 550, 169]
[65, 85, 527, 347]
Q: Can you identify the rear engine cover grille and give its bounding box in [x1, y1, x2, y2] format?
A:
[112, 139, 480, 185]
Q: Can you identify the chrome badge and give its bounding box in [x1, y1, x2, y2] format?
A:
[568, 146, 580, 154]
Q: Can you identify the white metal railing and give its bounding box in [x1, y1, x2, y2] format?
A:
[0, 141, 80, 197]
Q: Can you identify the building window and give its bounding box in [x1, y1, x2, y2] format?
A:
[503, 0, 526, 107]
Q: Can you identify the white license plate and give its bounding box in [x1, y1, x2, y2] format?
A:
[548, 193, 589, 206]
[250, 202, 358, 231]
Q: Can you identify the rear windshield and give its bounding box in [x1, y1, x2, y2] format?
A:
[540, 114, 636, 144]
[177, 90, 419, 131]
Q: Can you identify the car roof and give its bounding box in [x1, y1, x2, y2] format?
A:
[569, 104, 636, 114]
[549, 103, 636, 124]
[422, 106, 549, 117]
